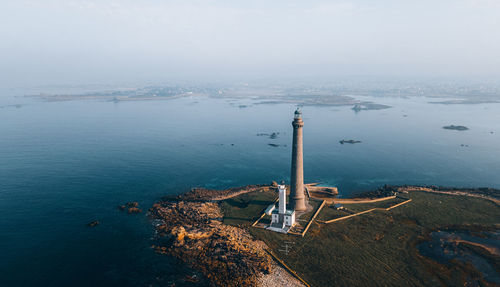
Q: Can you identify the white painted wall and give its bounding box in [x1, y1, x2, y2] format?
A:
[278, 185, 286, 214]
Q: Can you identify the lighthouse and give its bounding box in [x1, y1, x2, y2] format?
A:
[290, 108, 307, 211]
[269, 184, 296, 232]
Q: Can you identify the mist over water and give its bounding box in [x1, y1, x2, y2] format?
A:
[2, 0, 500, 86]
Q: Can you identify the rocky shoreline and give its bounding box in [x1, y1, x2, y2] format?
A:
[149, 185, 304, 287]
[170, 184, 268, 202]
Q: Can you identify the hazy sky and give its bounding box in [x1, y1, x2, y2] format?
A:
[1, 0, 500, 86]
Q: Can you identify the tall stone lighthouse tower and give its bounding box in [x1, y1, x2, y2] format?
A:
[290, 108, 306, 211]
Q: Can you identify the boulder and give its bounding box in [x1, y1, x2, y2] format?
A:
[86, 220, 99, 227]
[128, 207, 142, 214]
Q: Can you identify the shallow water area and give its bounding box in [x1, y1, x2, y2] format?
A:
[418, 230, 500, 284]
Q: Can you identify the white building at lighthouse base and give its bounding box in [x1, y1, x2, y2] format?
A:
[267, 184, 296, 233]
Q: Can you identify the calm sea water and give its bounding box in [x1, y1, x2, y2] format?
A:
[1, 87, 499, 286]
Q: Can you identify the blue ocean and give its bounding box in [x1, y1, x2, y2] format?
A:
[1, 86, 499, 286]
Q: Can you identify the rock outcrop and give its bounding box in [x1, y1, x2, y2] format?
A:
[443, 125, 469, 131]
[150, 200, 273, 286]
[118, 202, 142, 214]
[86, 220, 99, 227]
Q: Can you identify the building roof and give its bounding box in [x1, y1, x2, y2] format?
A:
[272, 208, 295, 216]
[265, 204, 275, 214]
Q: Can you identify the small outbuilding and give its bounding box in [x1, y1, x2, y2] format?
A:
[333, 203, 344, 210]
[264, 204, 275, 215]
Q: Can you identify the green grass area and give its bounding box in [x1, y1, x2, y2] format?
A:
[298, 200, 321, 223]
[220, 190, 277, 227]
[223, 191, 500, 286]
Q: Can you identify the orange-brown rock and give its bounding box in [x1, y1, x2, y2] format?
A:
[150, 199, 273, 286]
[118, 202, 142, 214]
[126, 202, 139, 207]
[128, 207, 142, 214]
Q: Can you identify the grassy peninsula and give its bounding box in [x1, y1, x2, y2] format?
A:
[151, 185, 500, 287]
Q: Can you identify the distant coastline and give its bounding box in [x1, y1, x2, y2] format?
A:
[24, 85, 393, 109]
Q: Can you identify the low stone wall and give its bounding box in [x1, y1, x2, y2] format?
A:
[301, 200, 326, 237]
[333, 195, 396, 204]
[323, 199, 412, 224]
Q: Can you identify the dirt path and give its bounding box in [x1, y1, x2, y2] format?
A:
[258, 263, 306, 287]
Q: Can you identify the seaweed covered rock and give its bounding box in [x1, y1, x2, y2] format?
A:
[86, 220, 99, 227]
[118, 202, 142, 214]
[179, 185, 268, 201]
[355, 185, 398, 198]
